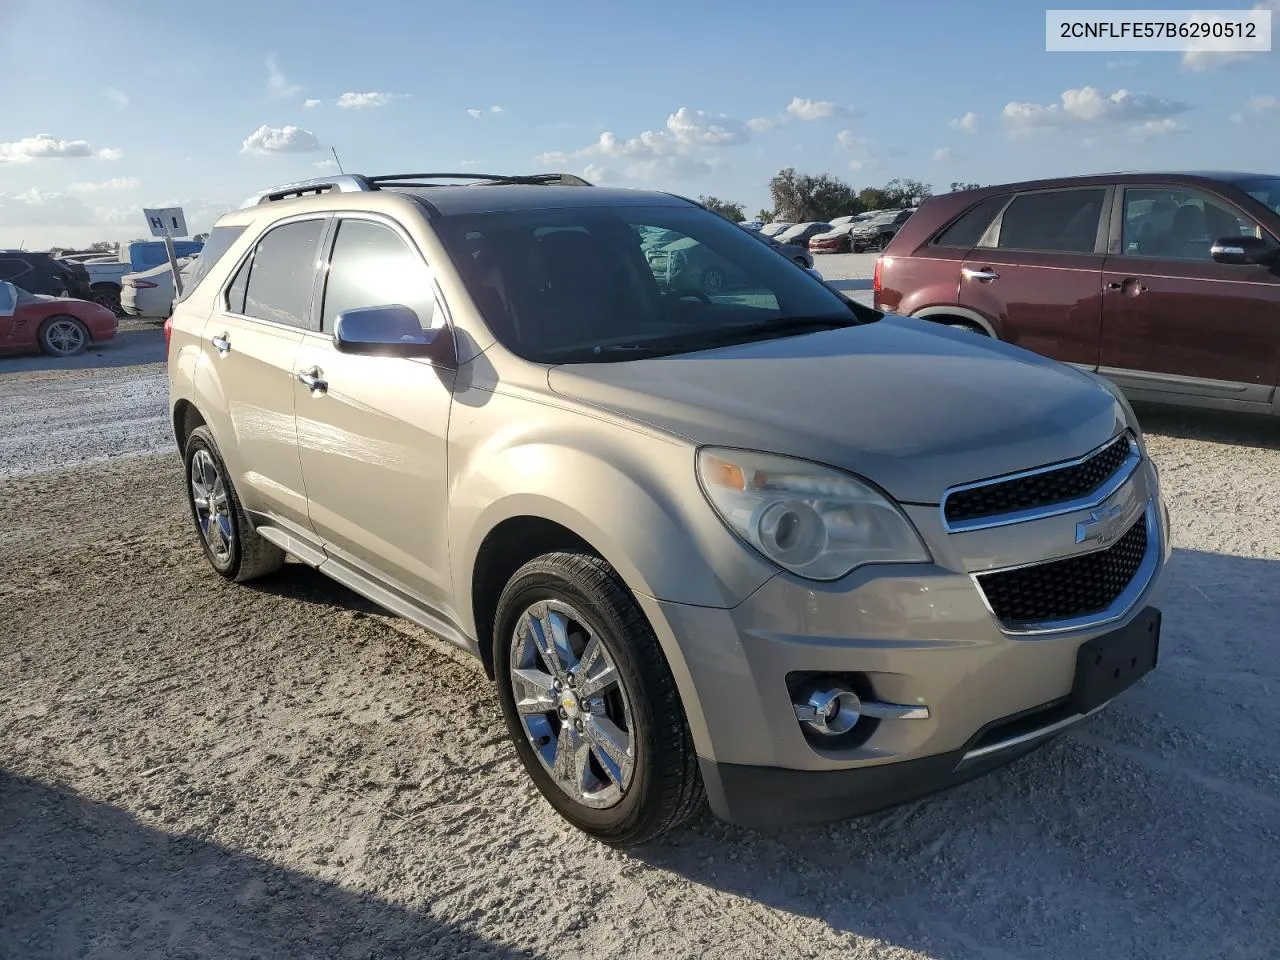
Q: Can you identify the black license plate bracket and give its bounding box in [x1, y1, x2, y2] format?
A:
[1073, 607, 1161, 714]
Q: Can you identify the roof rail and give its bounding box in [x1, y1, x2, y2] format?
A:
[240, 171, 593, 207]
[238, 175, 373, 208]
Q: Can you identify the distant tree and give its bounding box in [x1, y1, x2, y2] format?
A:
[697, 196, 746, 222]
[768, 168, 863, 223]
[880, 178, 933, 208]
[755, 208, 775, 222]
[857, 187, 892, 211]
[193, 232, 210, 243]
[89, 240, 116, 252]
[950, 181, 983, 192]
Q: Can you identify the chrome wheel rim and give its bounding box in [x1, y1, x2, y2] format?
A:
[509, 599, 635, 808]
[702, 269, 724, 294]
[45, 319, 86, 356]
[190, 448, 234, 563]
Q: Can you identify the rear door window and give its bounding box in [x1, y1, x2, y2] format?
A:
[990, 189, 1107, 254]
[241, 219, 326, 328]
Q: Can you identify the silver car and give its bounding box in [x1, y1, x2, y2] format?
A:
[167, 172, 1169, 844]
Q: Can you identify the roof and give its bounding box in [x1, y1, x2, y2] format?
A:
[399, 184, 696, 217]
[955, 170, 1276, 197]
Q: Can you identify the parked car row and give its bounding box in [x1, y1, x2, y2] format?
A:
[0, 279, 118, 357]
[875, 170, 1280, 414]
[743, 209, 917, 254]
[48, 239, 205, 316]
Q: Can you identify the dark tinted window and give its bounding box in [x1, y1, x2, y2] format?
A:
[178, 226, 245, 301]
[225, 254, 251, 314]
[0, 258, 29, 282]
[993, 189, 1106, 254]
[433, 204, 866, 364]
[933, 195, 1009, 248]
[321, 219, 438, 332]
[1120, 187, 1262, 260]
[243, 219, 325, 327]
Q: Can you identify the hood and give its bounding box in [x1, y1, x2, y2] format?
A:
[546, 315, 1123, 504]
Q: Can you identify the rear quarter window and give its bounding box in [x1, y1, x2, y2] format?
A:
[931, 195, 1009, 248]
[177, 226, 246, 302]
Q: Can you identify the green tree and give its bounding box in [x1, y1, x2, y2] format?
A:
[857, 187, 892, 211]
[949, 181, 982, 192]
[89, 240, 116, 252]
[697, 195, 746, 222]
[880, 178, 933, 208]
[768, 168, 863, 222]
[755, 208, 775, 222]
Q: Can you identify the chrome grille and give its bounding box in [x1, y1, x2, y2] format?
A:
[975, 514, 1148, 627]
[943, 434, 1134, 529]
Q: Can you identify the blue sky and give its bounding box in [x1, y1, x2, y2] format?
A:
[1, 0, 1276, 247]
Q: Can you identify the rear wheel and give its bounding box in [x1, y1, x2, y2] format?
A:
[91, 283, 123, 316]
[940, 319, 989, 335]
[494, 552, 703, 845]
[699, 266, 725, 295]
[183, 426, 285, 582]
[37, 316, 90, 357]
[852, 240, 867, 253]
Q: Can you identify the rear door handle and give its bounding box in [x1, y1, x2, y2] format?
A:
[297, 367, 328, 393]
[210, 332, 230, 355]
[961, 267, 999, 282]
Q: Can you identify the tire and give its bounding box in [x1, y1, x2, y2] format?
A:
[37, 316, 90, 357]
[183, 425, 285, 582]
[878, 233, 894, 250]
[494, 552, 703, 845]
[699, 266, 725, 296]
[941, 320, 988, 335]
[91, 283, 123, 316]
[852, 240, 867, 253]
[793, 256, 809, 267]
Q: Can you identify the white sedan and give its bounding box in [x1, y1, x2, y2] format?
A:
[120, 257, 198, 319]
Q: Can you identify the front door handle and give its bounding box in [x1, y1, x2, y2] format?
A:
[961, 267, 999, 282]
[1107, 278, 1148, 295]
[210, 332, 230, 355]
[297, 367, 328, 393]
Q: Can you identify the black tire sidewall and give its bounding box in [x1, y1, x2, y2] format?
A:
[183, 427, 242, 579]
[493, 563, 659, 839]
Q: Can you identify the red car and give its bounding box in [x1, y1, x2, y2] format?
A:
[0, 280, 118, 357]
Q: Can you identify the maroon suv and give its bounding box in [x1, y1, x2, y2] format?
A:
[875, 172, 1280, 414]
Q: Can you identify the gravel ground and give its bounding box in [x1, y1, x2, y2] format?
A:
[2, 288, 1279, 959]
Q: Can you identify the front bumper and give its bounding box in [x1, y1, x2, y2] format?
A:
[635, 458, 1170, 827]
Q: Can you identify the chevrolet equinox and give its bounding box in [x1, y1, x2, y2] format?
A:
[167, 172, 1171, 844]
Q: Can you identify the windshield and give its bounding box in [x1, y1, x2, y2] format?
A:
[434, 204, 870, 363]
[1239, 178, 1280, 216]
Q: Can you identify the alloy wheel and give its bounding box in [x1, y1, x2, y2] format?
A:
[190, 448, 234, 563]
[43, 319, 87, 356]
[509, 599, 635, 808]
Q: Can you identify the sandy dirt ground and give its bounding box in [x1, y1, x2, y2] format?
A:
[2, 290, 1279, 959]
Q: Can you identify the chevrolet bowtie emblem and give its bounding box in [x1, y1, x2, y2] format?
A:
[1075, 504, 1127, 547]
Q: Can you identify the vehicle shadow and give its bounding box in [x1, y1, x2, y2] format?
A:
[0, 770, 540, 960]
[0, 323, 165, 375]
[1134, 401, 1280, 451]
[245, 559, 384, 616]
[632, 546, 1280, 960]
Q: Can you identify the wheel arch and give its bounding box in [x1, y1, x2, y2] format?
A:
[172, 398, 207, 452]
[911, 305, 999, 338]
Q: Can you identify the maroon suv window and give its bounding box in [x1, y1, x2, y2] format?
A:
[990, 189, 1106, 254]
[932, 195, 1009, 248]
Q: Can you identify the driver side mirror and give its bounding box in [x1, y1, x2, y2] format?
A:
[0, 281, 16, 318]
[1211, 236, 1276, 266]
[333, 304, 456, 367]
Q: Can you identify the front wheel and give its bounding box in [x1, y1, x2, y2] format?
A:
[852, 240, 867, 253]
[494, 552, 703, 845]
[699, 266, 725, 295]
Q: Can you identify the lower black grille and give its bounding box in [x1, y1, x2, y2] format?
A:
[976, 514, 1148, 625]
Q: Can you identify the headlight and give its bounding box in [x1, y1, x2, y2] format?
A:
[696, 448, 931, 581]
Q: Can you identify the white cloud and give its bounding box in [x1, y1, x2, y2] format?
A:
[582, 163, 615, 182]
[1131, 118, 1187, 138]
[0, 189, 96, 226]
[336, 91, 393, 109]
[467, 105, 504, 118]
[932, 146, 958, 162]
[836, 131, 901, 173]
[96, 147, 123, 161]
[746, 116, 777, 132]
[105, 87, 129, 109]
[68, 177, 141, 192]
[489, 105, 504, 114]
[0, 134, 95, 163]
[785, 97, 855, 121]
[1182, 0, 1278, 71]
[665, 107, 749, 145]
[240, 124, 323, 154]
[265, 53, 303, 98]
[948, 111, 979, 133]
[1247, 94, 1278, 111]
[303, 98, 322, 109]
[313, 158, 338, 170]
[467, 108, 483, 119]
[1002, 86, 1190, 137]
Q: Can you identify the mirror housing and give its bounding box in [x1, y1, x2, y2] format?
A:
[1211, 236, 1276, 266]
[0, 281, 15, 318]
[333, 304, 456, 366]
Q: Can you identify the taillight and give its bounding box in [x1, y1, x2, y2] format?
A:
[163, 316, 174, 351]
[132, 280, 159, 289]
[873, 256, 883, 294]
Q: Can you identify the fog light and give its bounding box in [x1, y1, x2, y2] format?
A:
[793, 685, 861, 736]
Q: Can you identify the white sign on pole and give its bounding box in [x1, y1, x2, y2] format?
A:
[143, 207, 188, 238]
